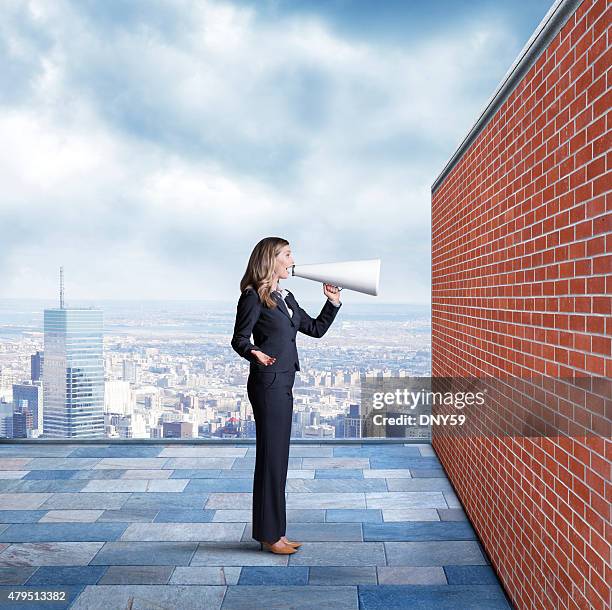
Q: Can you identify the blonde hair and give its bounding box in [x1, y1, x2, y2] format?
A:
[240, 237, 290, 309]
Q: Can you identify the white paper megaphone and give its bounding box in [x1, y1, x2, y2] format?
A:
[290, 258, 380, 296]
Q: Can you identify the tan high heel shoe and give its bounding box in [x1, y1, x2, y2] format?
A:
[281, 537, 302, 548]
[259, 539, 297, 554]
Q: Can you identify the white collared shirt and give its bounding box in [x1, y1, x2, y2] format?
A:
[275, 288, 341, 317]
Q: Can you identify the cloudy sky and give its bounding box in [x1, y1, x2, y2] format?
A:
[1, 0, 555, 304]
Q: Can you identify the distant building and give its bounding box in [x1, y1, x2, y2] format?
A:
[163, 421, 193, 438]
[13, 382, 43, 436]
[43, 308, 105, 438]
[344, 403, 362, 438]
[105, 380, 133, 416]
[31, 351, 44, 382]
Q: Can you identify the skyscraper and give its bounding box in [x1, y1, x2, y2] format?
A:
[31, 351, 44, 382]
[13, 382, 42, 436]
[43, 307, 105, 438]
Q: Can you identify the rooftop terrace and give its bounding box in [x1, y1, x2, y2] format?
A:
[0, 441, 513, 609]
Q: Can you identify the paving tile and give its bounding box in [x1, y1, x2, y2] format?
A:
[444, 565, 500, 585]
[363, 469, 412, 479]
[71, 469, 124, 480]
[39, 510, 104, 523]
[0, 511, 46, 524]
[238, 566, 309, 585]
[286, 470, 315, 479]
[170, 566, 241, 585]
[25, 565, 107, 585]
[438, 508, 468, 521]
[89, 541, 198, 566]
[120, 469, 173, 479]
[286, 509, 326, 522]
[0, 479, 88, 493]
[0, 523, 128, 543]
[93, 458, 169, 470]
[0, 459, 33, 470]
[70, 584, 226, 610]
[39, 493, 130, 511]
[191, 542, 289, 566]
[369, 457, 443, 470]
[120, 492, 209, 510]
[333, 446, 421, 457]
[301, 458, 370, 470]
[222, 470, 255, 478]
[0, 542, 104, 566]
[289, 447, 334, 457]
[443, 490, 463, 508]
[287, 493, 366, 509]
[382, 509, 440, 521]
[0, 470, 28, 479]
[164, 457, 235, 470]
[387, 478, 452, 492]
[23, 470, 81, 480]
[67, 447, 164, 458]
[143, 479, 189, 492]
[418, 445, 437, 457]
[205, 493, 252, 509]
[309, 566, 377, 585]
[96, 508, 158, 522]
[242, 523, 362, 542]
[158, 447, 248, 457]
[365, 492, 447, 509]
[314, 469, 364, 479]
[119, 522, 244, 542]
[286, 479, 386, 493]
[211, 510, 251, 522]
[384, 541, 488, 566]
[0, 567, 37, 585]
[363, 522, 476, 541]
[221, 585, 358, 609]
[377, 566, 447, 585]
[410, 469, 447, 478]
[98, 565, 174, 584]
[358, 584, 512, 609]
[288, 542, 386, 566]
[154, 509, 215, 523]
[184, 479, 252, 493]
[169, 469, 222, 479]
[24, 458, 101, 470]
[81, 480, 148, 493]
[326, 509, 382, 523]
[0, 447, 76, 457]
[0, 494, 52, 510]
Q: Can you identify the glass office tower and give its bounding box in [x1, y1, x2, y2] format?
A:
[43, 308, 105, 438]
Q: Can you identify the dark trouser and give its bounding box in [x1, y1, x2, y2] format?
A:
[247, 369, 296, 543]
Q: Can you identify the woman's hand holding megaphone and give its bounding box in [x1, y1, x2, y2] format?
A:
[323, 283, 341, 305]
[250, 349, 276, 366]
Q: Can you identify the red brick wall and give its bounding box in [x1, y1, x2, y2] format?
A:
[430, 1, 611, 609]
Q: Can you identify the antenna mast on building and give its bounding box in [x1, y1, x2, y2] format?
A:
[59, 266, 64, 309]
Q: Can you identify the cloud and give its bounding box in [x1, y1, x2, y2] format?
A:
[0, 0, 525, 303]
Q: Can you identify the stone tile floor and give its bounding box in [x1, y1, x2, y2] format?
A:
[0, 442, 514, 609]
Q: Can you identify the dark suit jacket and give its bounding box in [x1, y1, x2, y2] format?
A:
[231, 287, 342, 372]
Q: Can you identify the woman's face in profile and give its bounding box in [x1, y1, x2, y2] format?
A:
[274, 245, 295, 280]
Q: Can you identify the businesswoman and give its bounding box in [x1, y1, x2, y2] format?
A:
[231, 237, 342, 554]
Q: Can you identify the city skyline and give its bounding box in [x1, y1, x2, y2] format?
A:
[0, 296, 431, 441]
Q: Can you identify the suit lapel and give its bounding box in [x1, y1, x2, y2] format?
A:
[273, 291, 292, 320]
